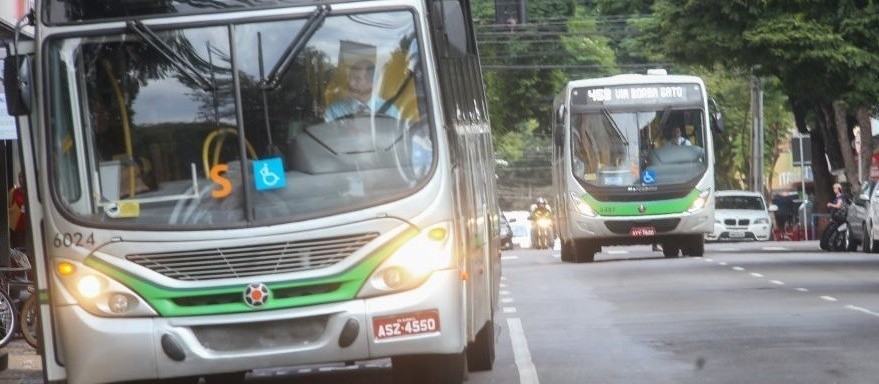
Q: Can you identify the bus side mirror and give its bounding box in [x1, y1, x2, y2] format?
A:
[708, 97, 724, 134]
[3, 54, 33, 116]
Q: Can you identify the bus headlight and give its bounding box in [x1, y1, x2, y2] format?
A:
[571, 193, 595, 216]
[687, 189, 711, 213]
[56, 259, 158, 317]
[358, 223, 454, 298]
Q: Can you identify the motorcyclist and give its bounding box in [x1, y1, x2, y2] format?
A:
[529, 197, 554, 248]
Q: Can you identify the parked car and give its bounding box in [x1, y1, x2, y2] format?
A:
[847, 180, 875, 252]
[499, 213, 513, 250]
[706, 190, 772, 242]
[505, 210, 532, 249]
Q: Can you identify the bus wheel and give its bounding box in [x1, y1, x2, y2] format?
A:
[662, 243, 680, 258]
[393, 352, 466, 384]
[560, 240, 576, 262]
[467, 320, 495, 371]
[573, 239, 596, 263]
[684, 236, 705, 257]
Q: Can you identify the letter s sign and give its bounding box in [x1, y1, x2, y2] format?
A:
[210, 164, 232, 198]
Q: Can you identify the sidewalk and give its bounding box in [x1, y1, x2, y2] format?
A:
[0, 339, 42, 384]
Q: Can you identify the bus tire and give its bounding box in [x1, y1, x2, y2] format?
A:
[560, 240, 576, 262]
[685, 236, 704, 257]
[467, 320, 495, 371]
[573, 239, 596, 263]
[662, 243, 680, 258]
[393, 352, 466, 384]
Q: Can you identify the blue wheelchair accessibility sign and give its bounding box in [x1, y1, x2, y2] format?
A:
[641, 169, 656, 185]
[252, 157, 286, 191]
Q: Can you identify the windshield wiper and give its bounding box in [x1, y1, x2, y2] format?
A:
[128, 20, 213, 91]
[262, 5, 330, 89]
[602, 107, 629, 146]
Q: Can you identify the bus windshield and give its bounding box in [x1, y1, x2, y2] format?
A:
[571, 107, 706, 188]
[46, 10, 433, 228]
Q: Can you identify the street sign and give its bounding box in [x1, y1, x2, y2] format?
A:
[791, 135, 811, 167]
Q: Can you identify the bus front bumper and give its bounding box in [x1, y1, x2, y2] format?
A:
[55, 269, 465, 384]
[570, 212, 713, 243]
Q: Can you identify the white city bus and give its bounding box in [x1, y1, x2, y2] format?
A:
[2, 0, 500, 382]
[551, 70, 722, 262]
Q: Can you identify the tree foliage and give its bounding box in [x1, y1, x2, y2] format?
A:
[635, 0, 879, 208]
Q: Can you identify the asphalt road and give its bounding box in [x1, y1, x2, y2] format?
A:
[8, 240, 879, 384]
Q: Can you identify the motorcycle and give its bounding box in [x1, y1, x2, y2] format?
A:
[532, 216, 554, 249]
[820, 206, 856, 252]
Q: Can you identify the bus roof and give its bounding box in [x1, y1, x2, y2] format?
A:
[562, 73, 706, 90]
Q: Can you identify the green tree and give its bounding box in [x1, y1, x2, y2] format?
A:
[635, 0, 879, 208]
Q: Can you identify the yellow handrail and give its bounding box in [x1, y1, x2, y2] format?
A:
[100, 59, 137, 198]
[201, 128, 258, 178]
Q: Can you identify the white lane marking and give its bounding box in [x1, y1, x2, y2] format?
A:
[732, 266, 745, 271]
[762, 246, 788, 251]
[796, 288, 809, 292]
[606, 250, 629, 255]
[501, 297, 514, 304]
[750, 272, 764, 278]
[502, 255, 520, 261]
[500, 290, 512, 296]
[502, 276, 507, 281]
[500, 283, 508, 288]
[503, 307, 518, 313]
[718, 262, 728, 266]
[845, 305, 879, 318]
[769, 280, 785, 285]
[820, 296, 838, 302]
[703, 258, 714, 262]
[507, 318, 540, 384]
[319, 365, 358, 372]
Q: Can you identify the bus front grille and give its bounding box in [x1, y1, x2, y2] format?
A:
[125, 233, 379, 281]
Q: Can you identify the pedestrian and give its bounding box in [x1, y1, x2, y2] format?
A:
[8, 172, 27, 249]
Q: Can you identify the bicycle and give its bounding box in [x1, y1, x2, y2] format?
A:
[0, 247, 39, 349]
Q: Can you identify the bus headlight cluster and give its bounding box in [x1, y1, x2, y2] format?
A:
[56, 259, 157, 317]
[358, 223, 453, 298]
[687, 189, 711, 213]
[571, 193, 595, 216]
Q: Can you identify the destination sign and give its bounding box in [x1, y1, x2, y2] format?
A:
[571, 83, 703, 107]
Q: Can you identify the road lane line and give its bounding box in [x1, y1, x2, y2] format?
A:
[732, 266, 745, 271]
[502, 255, 520, 261]
[503, 307, 518, 313]
[750, 272, 763, 278]
[796, 288, 808, 292]
[761, 246, 788, 251]
[820, 296, 838, 302]
[507, 318, 540, 384]
[769, 280, 785, 285]
[718, 262, 728, 266]
[501, 297, 514, 304]
[845, 305, 879, 318]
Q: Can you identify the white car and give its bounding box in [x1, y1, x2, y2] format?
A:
[706, 190, 772, 241]
[505, 210, 532, 249]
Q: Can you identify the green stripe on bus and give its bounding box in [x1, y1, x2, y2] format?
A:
[580, 189, 700, 216]
[85, 227, 419, 317]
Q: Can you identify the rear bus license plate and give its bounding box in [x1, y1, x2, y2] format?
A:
[630, 226, 656, 237]
[373, 309, 441, 340]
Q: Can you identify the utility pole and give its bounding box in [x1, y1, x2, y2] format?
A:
[750, 73, 764, 194]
